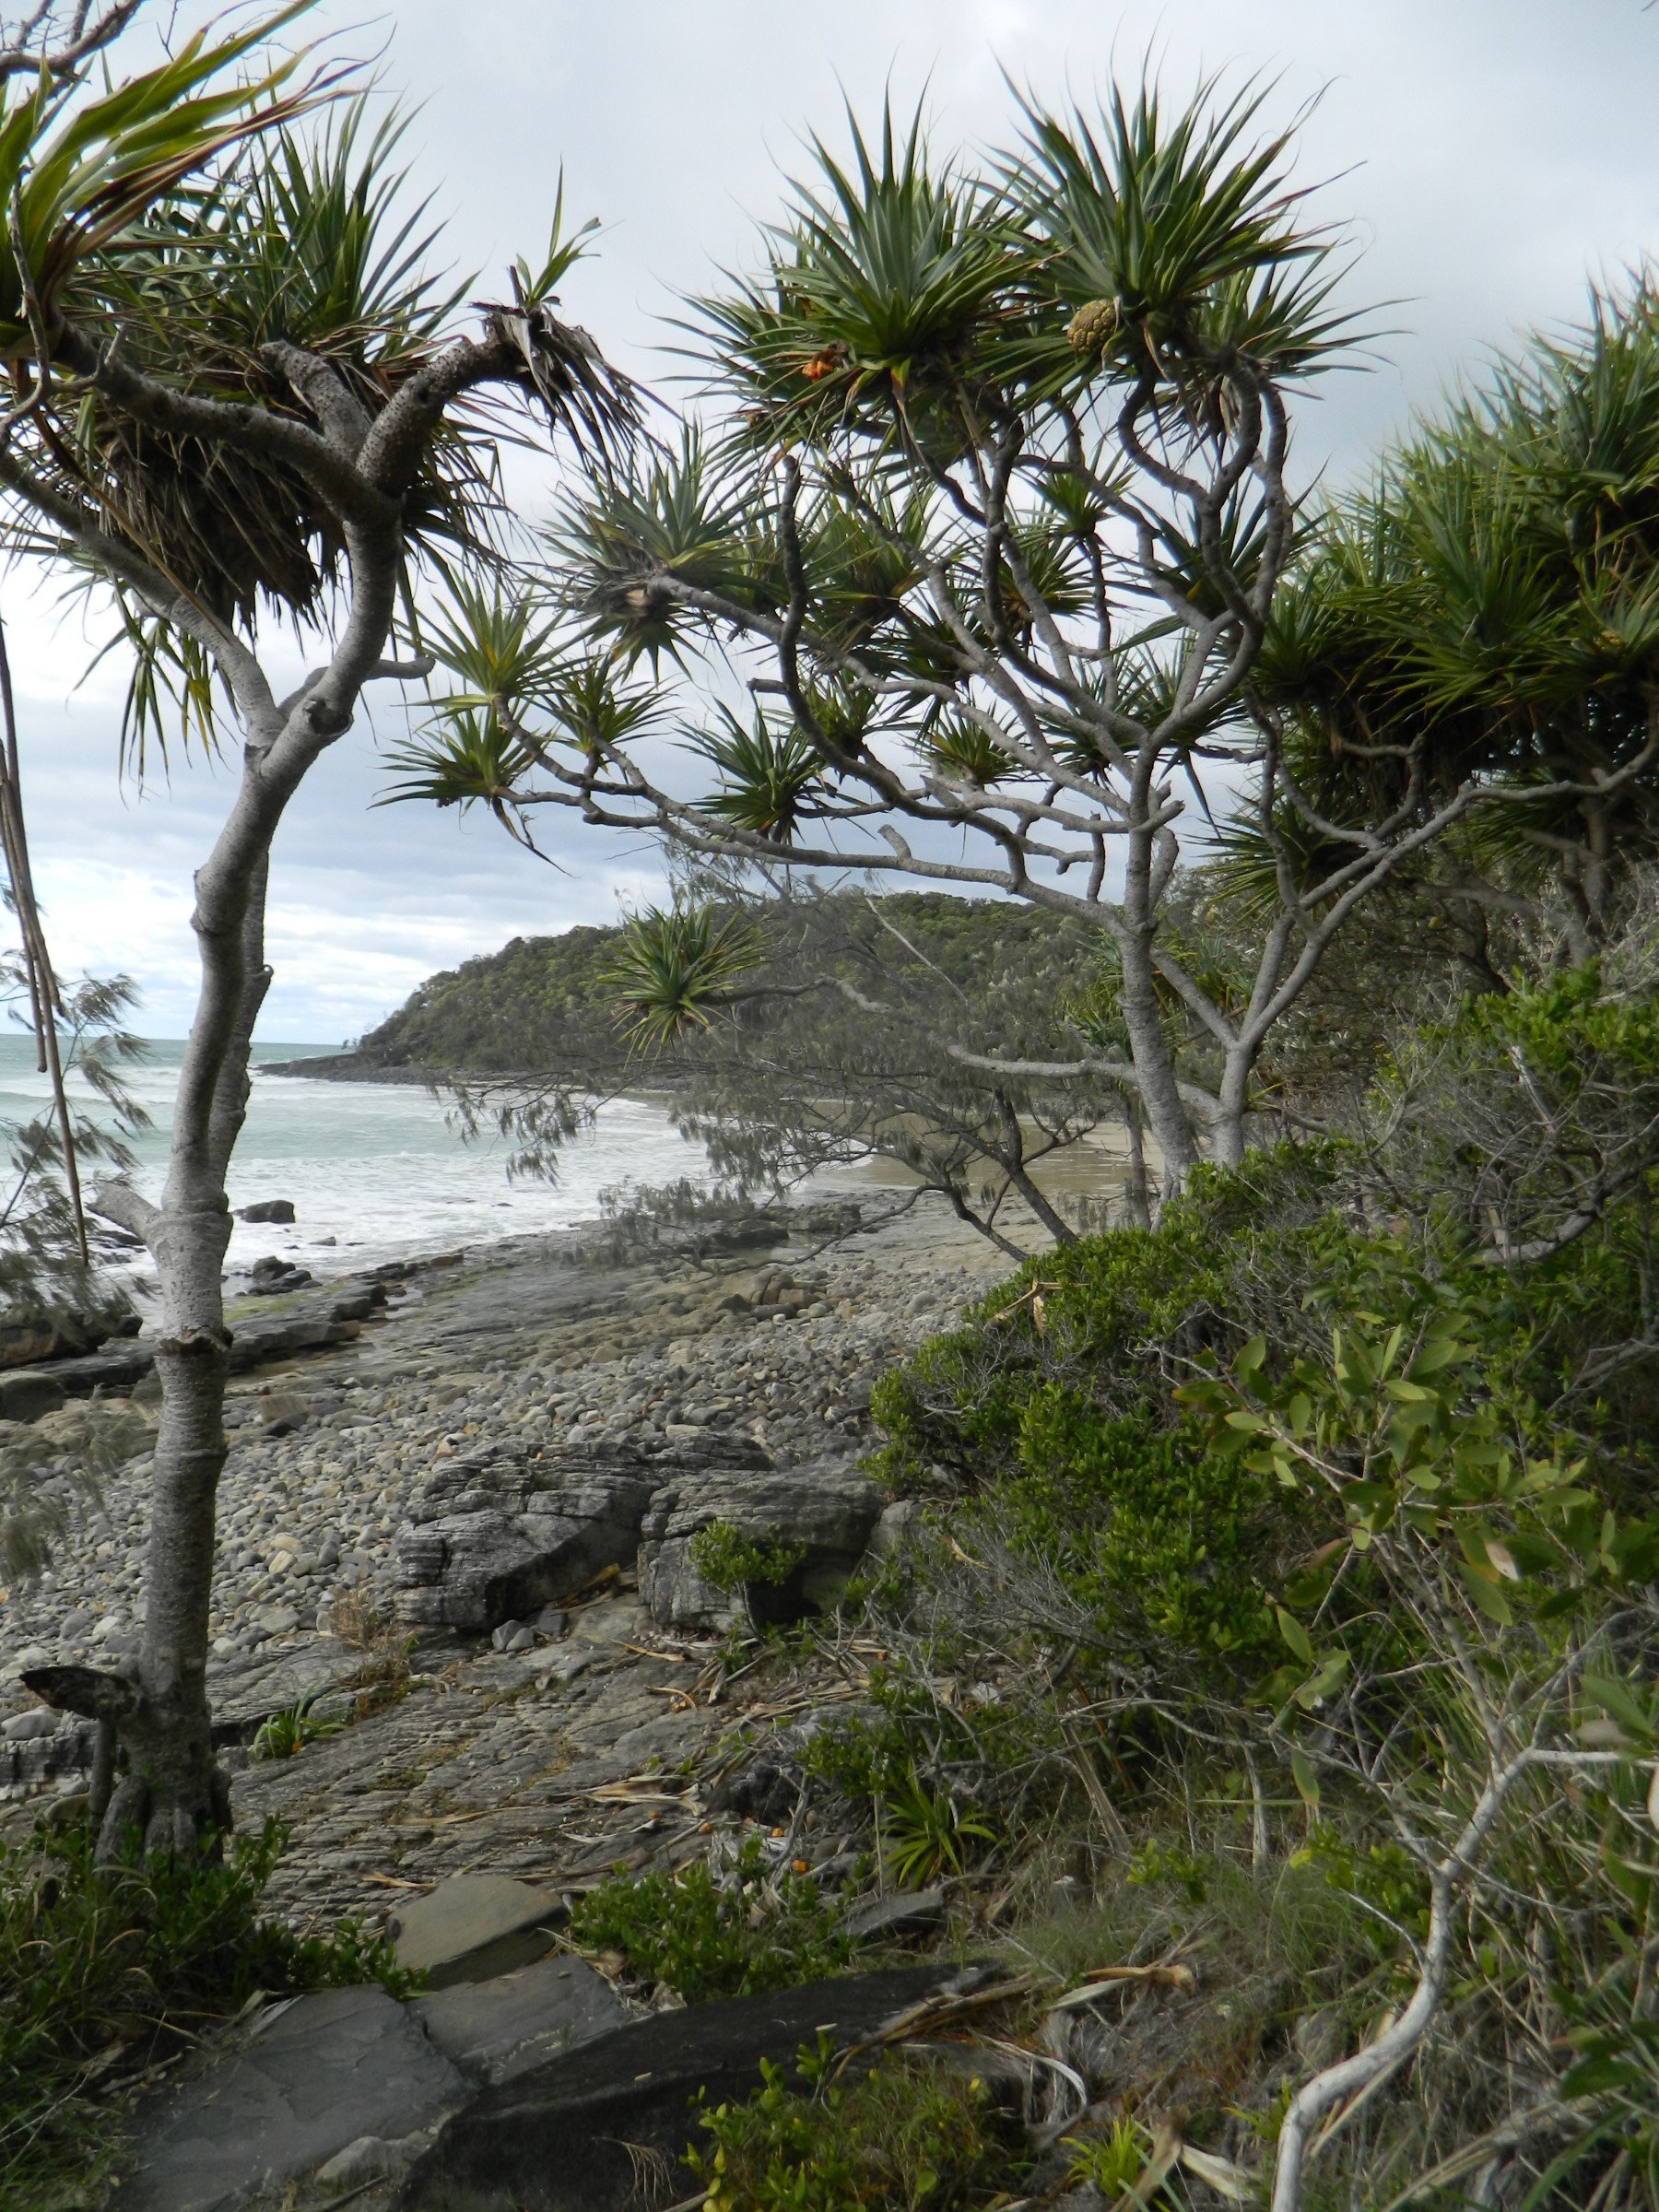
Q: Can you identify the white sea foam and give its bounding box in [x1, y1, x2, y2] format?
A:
[0, 1037, 712, 1277]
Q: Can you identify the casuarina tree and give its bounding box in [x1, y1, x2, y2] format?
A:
[6, 0, 636, 1857]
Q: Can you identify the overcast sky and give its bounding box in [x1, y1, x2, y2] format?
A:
[11, 0, 1659, 1040]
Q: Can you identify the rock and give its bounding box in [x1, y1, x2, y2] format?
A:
[314, 2130, 428, 2188]
[237, 1198, 297, 1223]
[253, 1605, 300, 1637]
[259, 1389, 310, 1431]
[389, 1874, 563, 1989]
[638, 1463, 883, 1632]
[119, 1983, 467, 2212]
[26, 1342, 155, 1397]
[843, 1887, 947, 1942]
[0, 1309, 114, 1370]
[866, 1499, 920, 1558]
[411, 1954, 630, 2085]
[403, 1966, 988, 2212]
[708, 1758, 798, 1828]
[394, 1452, 660, 1635]
[1, 1710, 56, 1742]
[0, 1369, 66, 1422]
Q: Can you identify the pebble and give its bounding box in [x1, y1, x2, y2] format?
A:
[0, 1210, 999, 1746]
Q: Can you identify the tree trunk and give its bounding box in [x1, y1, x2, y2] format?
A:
[1115, 926, 1198, 1198]
[29, 747, 285, 1858]
[1213, 1045, 1253, 1172]
[1122, 1096, 1151, 1230]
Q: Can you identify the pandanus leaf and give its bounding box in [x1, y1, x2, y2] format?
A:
[689, 702, 825, 844]
[0, 3, 333, 351]
[599, 903, 766, 1048]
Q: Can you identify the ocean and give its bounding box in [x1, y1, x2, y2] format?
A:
[0, 1035, 712, 1278]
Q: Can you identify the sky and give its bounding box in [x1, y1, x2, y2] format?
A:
[10, 0, 1659, 1040]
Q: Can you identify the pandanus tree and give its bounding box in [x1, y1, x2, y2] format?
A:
[5, 2, 636, 1858]
[393, 79, 1512, 1191]
[1239, 276, 1659, 973]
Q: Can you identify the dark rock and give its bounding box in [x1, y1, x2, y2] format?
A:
[411, 1954, 630, 2085]
[843, 1887, 947, 1942]
[236, 1197, 297, 1223]
[639, 1463, 884, 1632]
[0, 1368, 66, 1422]
[30, 1342, 155, 1396]
[119, 1983, 467, 2212]
[395, 1435, 774, 1636]
[400, 1966, 983, 2212]
[0, 1307, 115, 1370]
[708, 1757, 798, 1828]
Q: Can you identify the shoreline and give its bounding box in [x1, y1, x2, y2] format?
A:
[1, 1194, 1010, 1862]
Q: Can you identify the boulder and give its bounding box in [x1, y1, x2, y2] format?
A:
[393, 1435, 767, 1636]
[29, 1341, 155, 1396]
[843, 1887, 947, 1942]
[0, 1309, 113, 1370]
[0, 1369, 66, 1422]
[638, 1463, 884, 1632]
[119, 1983, 467, 2212]
[402, 1966, 983, 2212]
[236, 1197, 296, 1223]
[395, 1471, 656, 1635]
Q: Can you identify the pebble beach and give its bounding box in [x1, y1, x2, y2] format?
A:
[0, 1199, 1010, 1905]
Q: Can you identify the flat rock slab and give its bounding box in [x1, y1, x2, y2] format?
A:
[208, 1637, 358, 1739]
[390, 1874, 562, 1988]
[119, 1984, 467, 2212]
[844, 1886, 947, 1942]
[411, 1954, 631, 2085]
[399, 1965, 981, 2212]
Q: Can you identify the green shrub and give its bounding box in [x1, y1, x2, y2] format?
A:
[0, 1815, 420, 2207]
[568, 1839, 850, 2001]
[1006, 1401, 1297, 1669]
[877, 1763, 998, 1888]
[687, 2036, 1015, 2211]
[250, 1688, 346, 1760]
[688, 1519, 807, 1594]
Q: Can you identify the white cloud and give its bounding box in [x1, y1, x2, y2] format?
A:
[6, 0, 1659, 1035]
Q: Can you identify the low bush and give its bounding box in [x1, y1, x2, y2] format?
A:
[688, 1519, 807, 1594]
[567, 1838, 850, 2001]
[0, 1815, 420, 2208]
[686, 2036, 1016, 2212]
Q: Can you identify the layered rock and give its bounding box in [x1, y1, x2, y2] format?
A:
[638, 1463, 884, 1631]
[394, 1432, 883, 1638]
[395, 1434, 771, 1634]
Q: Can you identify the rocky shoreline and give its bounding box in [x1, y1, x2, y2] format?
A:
[0, 1201, 1004, 1855]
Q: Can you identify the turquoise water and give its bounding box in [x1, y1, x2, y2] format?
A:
[0, 1035, 711, 1276]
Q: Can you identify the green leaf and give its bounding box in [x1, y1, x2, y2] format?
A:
[1289, 1747, 1322, 1812]
[1276, 1606, 1314, 1665]
[1458, 1560, 1512, 1625]
[1583, 1673, 1658, 1745]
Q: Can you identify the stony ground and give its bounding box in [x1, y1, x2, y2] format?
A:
[0, 1200, 1006, 1925]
